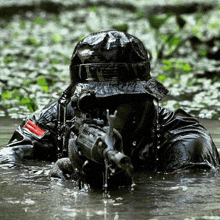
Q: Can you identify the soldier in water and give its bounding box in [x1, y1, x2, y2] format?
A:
[1, 31, 219, 188]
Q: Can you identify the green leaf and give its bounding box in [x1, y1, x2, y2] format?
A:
[192, 27, 202, 39]
[210, 22, 218, 29]
[36, 55, 44, 62]
[12, 89, 22, 100]
[3, 56, 15, 63]
[24, 80, 34, 86]
[197, 20, 203, 27]
[20, 21, 26, 29]
[183, 64, 191, 72]
[42, 86, 49, 92]
[78, 36, 85, 42]
[162, 34, 169, 42]
[51, 33, 63, 43]
[13, 32, 18, 38]
[148, 13, 172, 29]
[174, 103, 180, 109]
[37, 76, 47, 86]
[135, 9, 144, 19]
[2, 91, 11, 99]
[20, 98, 38, 112]
[50, 59, 60, 64]
[20, 97, 31, 105]
[162, 60, 172, 71]
[157, 75, 166, 82]
[199, 50, 207, 57]
[34, 17, 45, 25]
[25, 37, 40, 46]
[168, 36, 181, 46]
[113, 24, 129, 32]
[88, 6, 98, 12]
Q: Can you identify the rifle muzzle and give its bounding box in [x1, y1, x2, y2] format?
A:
[105, 150, 133, 173]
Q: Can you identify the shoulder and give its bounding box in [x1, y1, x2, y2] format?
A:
[37, 102, 59, 126]
[159, 107, 199, 124]
[158, 106, 208, 134]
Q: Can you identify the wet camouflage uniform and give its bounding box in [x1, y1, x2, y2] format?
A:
[1, 31, 219, 187]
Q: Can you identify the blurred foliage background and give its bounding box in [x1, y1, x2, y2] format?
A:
[0, 0, 220, 120]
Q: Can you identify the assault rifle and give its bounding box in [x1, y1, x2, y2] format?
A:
[71, 110, 133, 190]
[57, 87, 133, 189]
[74, 110, 132, 171]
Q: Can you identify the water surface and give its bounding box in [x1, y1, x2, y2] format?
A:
[0, 117, 220, 220]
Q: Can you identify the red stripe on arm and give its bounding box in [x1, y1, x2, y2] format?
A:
[25, 124, 44, 136]
[27, 120, 46, 135]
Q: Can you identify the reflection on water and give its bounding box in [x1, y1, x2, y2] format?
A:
[0, 117, 220, 220]
[1, 165, 220, 220]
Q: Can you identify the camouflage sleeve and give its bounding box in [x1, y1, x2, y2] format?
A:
[157, 107, 220, 172]
[0, 102, 59, 164]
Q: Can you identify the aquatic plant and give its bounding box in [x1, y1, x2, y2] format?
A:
[0, 1, 219, 120]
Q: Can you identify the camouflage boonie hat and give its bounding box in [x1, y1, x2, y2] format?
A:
[69, 31, 168, 101]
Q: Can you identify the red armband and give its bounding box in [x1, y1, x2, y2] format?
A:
[24, 120, 46, 138]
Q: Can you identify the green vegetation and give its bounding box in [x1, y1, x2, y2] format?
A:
[51, 33, 63, 43]
[0, 2, 219, 120]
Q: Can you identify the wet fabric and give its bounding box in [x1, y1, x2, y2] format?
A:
[69, 31, 168, 101]
[1, 100, 219, 174]
[1, 30, 219, 188]
[72, 78, 168, 100]
[156, 108, 219, 171]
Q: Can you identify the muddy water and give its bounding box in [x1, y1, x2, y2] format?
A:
[0, 117, 220, 220]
